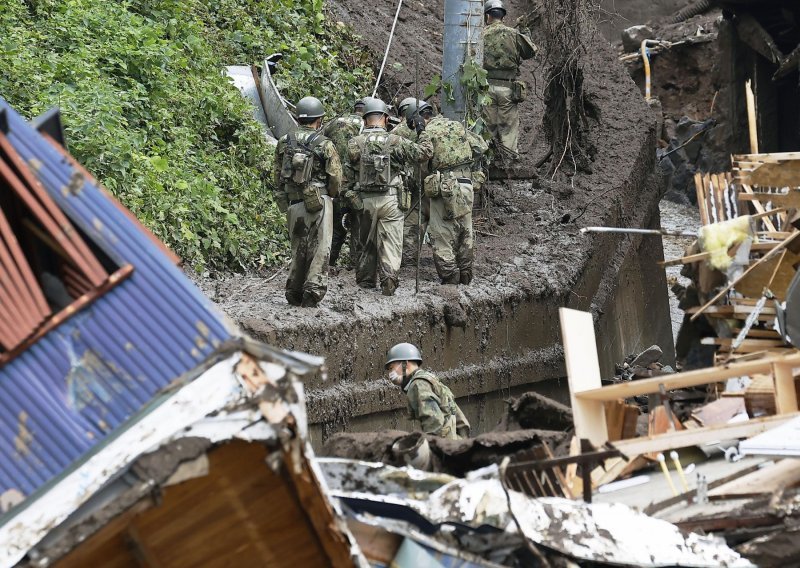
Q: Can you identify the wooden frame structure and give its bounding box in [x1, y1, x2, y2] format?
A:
[560, 308, 800, 457]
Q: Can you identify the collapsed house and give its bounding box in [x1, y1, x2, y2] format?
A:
[0, 98, 361, 567]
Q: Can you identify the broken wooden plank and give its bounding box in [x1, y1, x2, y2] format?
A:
[690, 231, 800, 322]
[701, 337, 785, 349]
[560, 308, 608, 446]
[573, 352, 800, 403]
[659, 251, 711, 267]
[708, 459, 800, 500]
[612, 412, 800, 457]
[691, 397, 746, 427]
[739, 192, 800, 208]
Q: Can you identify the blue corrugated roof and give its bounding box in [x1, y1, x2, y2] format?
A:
[0, 99, 238, 504]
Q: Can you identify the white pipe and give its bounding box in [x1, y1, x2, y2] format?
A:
[372, 0, 405, 98]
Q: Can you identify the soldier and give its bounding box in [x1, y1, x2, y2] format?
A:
[393, 98, 428, 266]
[346, 98, 426, 296]
[273, 96, 342, 307]
[417, 105, 488, 285]
[323, 97, 365, 269]
[482, 0, 537, 159]
[385, 342, 470, 440]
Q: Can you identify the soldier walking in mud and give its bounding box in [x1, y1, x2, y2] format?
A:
[385, 343, 470, 439]
[393, 98, 428, 267]
[272, 96, 342, 307]
[482, 0, 537, 161]
[345, 98, 426, 296]
[416, 104, 488, 285]
[323, 97, 366, 271]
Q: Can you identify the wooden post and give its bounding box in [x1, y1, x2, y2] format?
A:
[746, 79, 759, 154]
[559, 308, 608, 446]
[773, 363, 799, 414]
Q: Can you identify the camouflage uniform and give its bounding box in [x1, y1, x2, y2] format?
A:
[417, 117, 488, 285]
[404, 369, 470, 439]
[323, 114, 363, 267]
[392, 121, 427, 266]
[482, 20, 537, 156]
[346, 126, 427, 294]
[273, 126, 342, 306]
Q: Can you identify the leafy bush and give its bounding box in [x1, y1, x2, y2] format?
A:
[0, 0, 373, 271]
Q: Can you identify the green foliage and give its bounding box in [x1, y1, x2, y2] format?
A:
[0, 0, 373, 271]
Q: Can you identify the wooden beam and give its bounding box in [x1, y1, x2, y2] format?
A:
[773, 362, 799, 414]
[559, 308, 608, 446]
[690, 231, 800, 322]
[746, 79, 759, 154]
[612, 412, 800, 457]
[574, 352, 800, 402]
[659, 251, 711, 267]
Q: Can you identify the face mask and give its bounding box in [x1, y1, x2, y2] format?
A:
[388, 369, 403, 386]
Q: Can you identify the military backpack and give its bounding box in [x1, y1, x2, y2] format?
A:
[280, 130, 326, 213]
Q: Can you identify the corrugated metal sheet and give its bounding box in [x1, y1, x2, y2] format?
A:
[0, 99, 239, 506]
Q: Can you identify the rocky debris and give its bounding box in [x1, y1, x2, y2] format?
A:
[613, 344, 676, 383]
[496, 391, 573, 432]
[621, 24, 655, 52]
[320, 428, 568, 477]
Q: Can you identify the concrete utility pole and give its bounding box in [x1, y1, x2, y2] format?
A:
[441, 0, 483, 121]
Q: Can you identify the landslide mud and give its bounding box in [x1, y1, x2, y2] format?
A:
[194, 0, 674, 445]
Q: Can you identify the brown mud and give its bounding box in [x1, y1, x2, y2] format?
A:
[194, 0, 674, 446]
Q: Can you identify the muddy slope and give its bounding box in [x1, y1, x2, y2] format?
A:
[196, 0, 673, 443]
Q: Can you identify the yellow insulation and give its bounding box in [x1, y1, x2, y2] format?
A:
[699, 215, 754, 270]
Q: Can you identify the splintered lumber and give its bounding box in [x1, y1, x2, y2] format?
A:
[604, 400, 639, 442]
[660, 251, 711, 267]
[560, 308, 608, 446]
[746, 80, 759, 154]
[739, 191, 800, 208]
[611, 412, 800, 457]
[690, 231, 800, 322]
[691, 397, 746, 427]
[573, 352, 800, 403]
[708, 459, 800, 500]
[701, 337, 785, 351]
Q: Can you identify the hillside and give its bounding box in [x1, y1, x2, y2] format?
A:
[0, 0, 373, 271]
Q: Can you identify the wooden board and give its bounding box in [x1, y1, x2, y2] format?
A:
[611, 412, 800, 457]
[708, 459, 800, 499]
[573, 352, 800, 402]
[560, 308, 607, 446]
[691, 397, 746, 426]
[347, 520, 402, 564]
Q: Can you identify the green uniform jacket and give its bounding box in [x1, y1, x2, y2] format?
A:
[482, 21, 537, 80]
[346, 126, 430, 193]
[272, 126, 342, 211]
[404, 369, 470, 439]
[323, 114, 362, 184]
[417, 116, 488, 176]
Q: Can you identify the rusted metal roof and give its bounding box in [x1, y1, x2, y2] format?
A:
[0, 98, 239, 511]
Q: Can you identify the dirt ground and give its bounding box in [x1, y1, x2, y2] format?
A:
[193, 0, 669, 437]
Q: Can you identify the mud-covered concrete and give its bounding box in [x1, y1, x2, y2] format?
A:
[195, 0, 675, 446]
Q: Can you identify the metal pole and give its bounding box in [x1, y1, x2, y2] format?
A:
[580, 226, 698, 238]
[441, 0, 483, 120]
[372, 0, 405, 98]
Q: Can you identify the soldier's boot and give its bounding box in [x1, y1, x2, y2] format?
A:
[459, 269, 473, 285]
[301, 294, 320, 308]
[286, 291, 302, 306]
[381, 278, 397, 296]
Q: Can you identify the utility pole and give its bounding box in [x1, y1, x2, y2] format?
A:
[441, 0, 483, 121]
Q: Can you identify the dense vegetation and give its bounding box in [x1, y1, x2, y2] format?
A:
[0, 0, 373, 271]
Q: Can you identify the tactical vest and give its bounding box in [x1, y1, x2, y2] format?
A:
[279, 129, 328, 201]
[483, 23, 532, 80]
[426, 118, 474, 175]
[358, 132, 394, 192]
[406, 370, 459, 419]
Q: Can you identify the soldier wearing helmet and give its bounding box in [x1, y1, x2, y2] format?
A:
[272, 96, 342, 307]
[482, 0, 538, 160]
[323, 97, 367, 270]
[345, 99, 430, 295]
[392, 99, 433, 267]
[385, 343, 470, 439]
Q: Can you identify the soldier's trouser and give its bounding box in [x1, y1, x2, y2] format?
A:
[357, 193, 403, 290]
[330, 197, 349, 267]
[428, 183, 474, 285]
[402, 184, 421, 266]
[285, 197, 333, 305]
[483, 84, 519, 155]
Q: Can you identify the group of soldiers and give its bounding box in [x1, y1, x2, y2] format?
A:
[272, 0, 536, 312]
